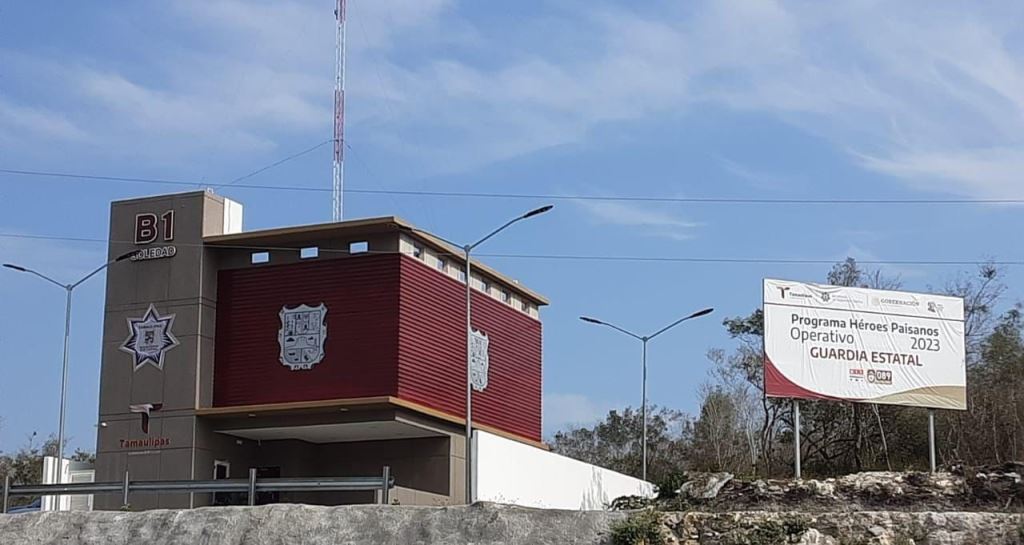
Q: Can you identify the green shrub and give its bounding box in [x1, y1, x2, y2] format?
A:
[726, 519, 810, 545]
[655, 471, 688, 500]
[609, 510, 667, 545]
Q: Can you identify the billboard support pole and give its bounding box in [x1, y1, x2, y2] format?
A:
[928, 409, 936, 473]
[793, 399, 802, 480]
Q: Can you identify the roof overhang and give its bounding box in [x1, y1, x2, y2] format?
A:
[219, 419, 444, 444]
[196, 396, 547, 450]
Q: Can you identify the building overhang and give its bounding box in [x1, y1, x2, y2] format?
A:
[219, 419, 445, 444]
[196, 396, 548, 450]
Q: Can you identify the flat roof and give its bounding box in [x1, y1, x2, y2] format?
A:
[203, 216, 549, 305]
[111, 189, 219, 205]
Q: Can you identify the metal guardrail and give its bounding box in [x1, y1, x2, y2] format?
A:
[2, 466, 393, 513]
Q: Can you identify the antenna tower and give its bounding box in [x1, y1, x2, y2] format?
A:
[332, 0, 347, 221]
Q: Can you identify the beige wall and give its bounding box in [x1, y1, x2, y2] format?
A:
[398, 234, 540, 318]
[212, 231, 399, 271]
[95, 191, 230, 510]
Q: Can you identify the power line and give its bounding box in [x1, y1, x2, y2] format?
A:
[3, 167, 1024, 205]
[346, 189, 1024, 205]
[0, 231, 1017, 267]
[215, 139, 333, 189]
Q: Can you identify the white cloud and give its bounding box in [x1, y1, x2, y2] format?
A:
[0, 95, 87, 143]
[839, 244, 924, 281]
[5, 0, 1024, 193]
[0, 0, 452, 162]
[360, 1, 1024, 192]
[575, 200, 701, 240]
[714, 156, 790, 189]
[544, 392, 616, 435]
[857, 148, 1024, 198]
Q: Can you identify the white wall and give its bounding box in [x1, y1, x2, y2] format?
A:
[41, 457, 94, 511]
[473, 431, 654, 510]
[41, 456, 69, 511]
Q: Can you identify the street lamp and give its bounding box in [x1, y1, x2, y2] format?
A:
[580, 307, 713, 481]
[401, 205, 553, 504]
[3, 250, 136, 466]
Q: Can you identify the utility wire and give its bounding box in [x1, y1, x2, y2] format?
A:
[2, 167, 1024, 205]
[214, 139, 334, 188]
[0, 231, 1017, 267]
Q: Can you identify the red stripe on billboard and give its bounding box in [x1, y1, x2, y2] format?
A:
[764, 355, 840, 401]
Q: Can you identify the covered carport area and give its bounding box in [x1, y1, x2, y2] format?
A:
[193, 398, 467, 506]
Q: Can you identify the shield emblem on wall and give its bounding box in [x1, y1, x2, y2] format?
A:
[470, 329, 490, 391]
[120, 304, 179, 371]
[278, 303, 328, 371]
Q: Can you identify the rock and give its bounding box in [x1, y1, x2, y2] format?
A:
[0, 504, 1022, 545]
[797, 528, 837, 545]
[799, 479, 836, 497]
[0, 503, 619, 545]
[677, 472, 734, 500]
[651, 469, 1024, 512]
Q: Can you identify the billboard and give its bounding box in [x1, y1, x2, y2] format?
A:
[763, 279, 966, 410]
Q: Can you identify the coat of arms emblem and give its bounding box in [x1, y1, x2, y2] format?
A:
[278, 303, 328, 370]
[470, 329, 490, 391]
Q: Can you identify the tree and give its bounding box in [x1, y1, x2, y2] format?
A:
[691, 383, 755, 474]
[939, 262, 1005, 364]
[941, 305, 1024, 464]
[0, 434, 57, 508]
[549, 406, 693, 484]
[717, 308, 788, 475]
[0, 433, 95, 508]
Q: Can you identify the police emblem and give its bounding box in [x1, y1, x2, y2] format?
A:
[470, 329, 490, 391]
[120, 304, 179, 371]
[279, 303, 327, 370]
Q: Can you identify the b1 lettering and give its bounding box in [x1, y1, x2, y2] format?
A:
[135, 210, 175, 244]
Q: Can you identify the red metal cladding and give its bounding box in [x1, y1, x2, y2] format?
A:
[397, 257, 543, 442]
[212, 252, 543, 442]
[213, 254, 402, 406]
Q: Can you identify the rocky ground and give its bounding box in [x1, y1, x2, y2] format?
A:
[3, 468, 1024, 544]
[612, 463, 1024, 514]
[0, 503, 1022, 545]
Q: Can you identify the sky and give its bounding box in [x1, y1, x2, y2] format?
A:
[2, 0, 1024, 453]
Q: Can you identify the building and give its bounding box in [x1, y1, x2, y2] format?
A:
[94, 190, 547, 509]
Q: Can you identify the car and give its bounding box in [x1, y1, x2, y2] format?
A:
[6, 498, 41, 514]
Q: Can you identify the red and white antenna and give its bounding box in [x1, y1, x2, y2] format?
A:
[332, 0, 347, 221]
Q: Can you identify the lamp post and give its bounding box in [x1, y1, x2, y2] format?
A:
[580, 307, 713, 481]
[460, 205, 552, 504]
[403, 206, 553, 504]
[3, 250, 136, 466]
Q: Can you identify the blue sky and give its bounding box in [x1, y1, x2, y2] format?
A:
[2, 1, 1024, 453]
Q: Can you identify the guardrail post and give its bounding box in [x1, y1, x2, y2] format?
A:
[121, 468, 130, 509]
[2, 474, 9, 514]
[248, 468, 257, 507]
[381, 466, 391, 505]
